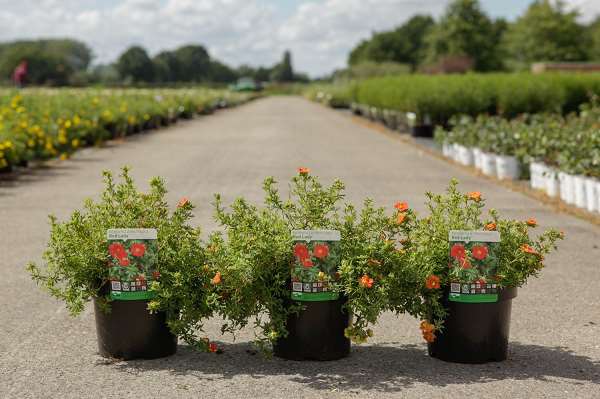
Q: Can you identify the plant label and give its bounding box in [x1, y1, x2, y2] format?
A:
[107, 228, 158, 301]
[448, 230, 501, 303]
[291, 230, 341, 301]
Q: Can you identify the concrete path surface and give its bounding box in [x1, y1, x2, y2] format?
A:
[1, 97, 599, 398]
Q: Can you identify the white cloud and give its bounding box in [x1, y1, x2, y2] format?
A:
[0, 0, 598, 77]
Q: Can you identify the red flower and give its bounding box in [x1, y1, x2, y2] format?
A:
[484, 222, 497, 231]
[294, 243, 309, 260]
[521, 244, 538, 255]
[313, 244, 329, 259]
[526, 218, 537, 227]
[460, 258, 472, 269]
[471, 245, 488, 260]
[394, 201, 408, 212]
[298, 167, 310, 175]
[211, 272, 222, 285]
[119, 257, 130, 267]
[152, 271, 161, 280]
[129, 243, 146, 257]
[450, 244, 466, 260]
[209, 342, 218, 353]
[425, 275, 441, 289]
[109, 243, 126, 259]
[359, 274, 374, 288]
[302, 257, 314, 268]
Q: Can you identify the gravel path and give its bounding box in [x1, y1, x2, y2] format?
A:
[1, 96, 598, 399]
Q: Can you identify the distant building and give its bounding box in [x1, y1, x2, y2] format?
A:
[531, 62, 600, 73]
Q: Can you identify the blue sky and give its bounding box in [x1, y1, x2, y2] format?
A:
[0, 0, 596, 76]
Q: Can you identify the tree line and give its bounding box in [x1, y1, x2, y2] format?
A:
[347, 0, 600, 73]
[0, 40, 306, 86]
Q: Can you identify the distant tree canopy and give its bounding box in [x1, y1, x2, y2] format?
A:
[346, 0, 600, 73]
[349, 15, 434, 70]
[0, 39, 92, 85]
[503, 0, 589, 66]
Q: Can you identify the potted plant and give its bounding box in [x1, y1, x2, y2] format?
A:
[27, 167, 214, 359]
[207, 168, 418, 360]
[407, 179, 563, 363]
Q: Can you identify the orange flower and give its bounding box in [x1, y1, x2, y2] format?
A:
[521, 244, 538, 255]
[298, 167, 310, 175]
[394, 201, 409, 212]
[467, 191, 482, 202]
[526, 218, 537, 227]
[359, 274, 374, 288]
[423, 331, 436, 343]
[425, 274, 441, 289]
[420, 321, 435, 333]
[177, 197, 190, 208]
[397, 212, 407, 224]
[484, 222, 497, 231]
[211, 271, 222, 285]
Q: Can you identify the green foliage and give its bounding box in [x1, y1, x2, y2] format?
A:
[26, 168, 211, 335]
[318, 73, 600, 125]
[209, 170, 419, 348]
[270, 50, 295, 83]
[0, 39, 92, 86]
[349, 15, 434, 70]
[116, 46, 155, 83]
[0, 88, 257, 171]
[407, 179, 563, 333]
[503, 0, 589, 67]
[424, 0, 502, 71]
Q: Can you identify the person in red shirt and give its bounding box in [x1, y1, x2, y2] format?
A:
[13, 60, 28, 87]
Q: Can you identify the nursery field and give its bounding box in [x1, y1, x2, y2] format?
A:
[1, 97, 599, 399]
[0, 88, 257, 171]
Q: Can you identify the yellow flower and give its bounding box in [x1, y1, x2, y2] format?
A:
[0, 159, 7, 168]
[58, 135, 67, 145]
[59, 153, 69, 161]
[73, 115, 81, 126]
[27, 139, 35, 148]
[64, 120, 72, 129]
[71, 139, 80, 148]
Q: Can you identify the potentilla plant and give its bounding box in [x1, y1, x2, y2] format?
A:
[208, 168, 419, 349]
[27, 167, 217, 351]
[407, 179, 563, 343]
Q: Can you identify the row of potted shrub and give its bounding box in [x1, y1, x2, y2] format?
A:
[28, 167, 562, 364]
[0, 88, 257, 172]
[304, 73, 600, 129]
[434, 103, 600, 214]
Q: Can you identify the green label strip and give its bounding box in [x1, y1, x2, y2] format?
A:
[291, 291, 339, 302]
[110, 291, 156, 301]
[449, 293, 498, 303]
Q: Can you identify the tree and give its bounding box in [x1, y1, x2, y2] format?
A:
[209, 60, 237, 83]
[424, 0, 501, 71]
[0, 39, 92, 85]
[271, 50, 294, 82]
[503, 0, 588, 67]
[348, 15, 434, 70]
[586, 17, 600, 61]
[172, 45, 211, 82]
[116, 46, 154, 83]
[152, 51, 181, 83]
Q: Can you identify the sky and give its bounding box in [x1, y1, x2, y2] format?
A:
[0, 0, 598, 77]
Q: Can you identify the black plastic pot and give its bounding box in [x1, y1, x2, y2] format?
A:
[274, 296, 350, 361]
[93, 298, 177, 360]
[411, 124, 434, 138]
[428, 287, 517, 364]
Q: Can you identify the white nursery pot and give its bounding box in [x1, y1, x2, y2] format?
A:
[457, 145, 474, 166]
[545, 168, 560, 198]
[584, 177, 598, 212]
[559, 172, 575, 204]
[530, 162, 541, 189]
[442, 142, 453, 158]
[496, 154, 520, 180]
[596, 181, 600, 214]
[480, 152, 497, 177]
[452, 144, 461, 162]
[573, 175, 587, 208]
[473, 148, 483, 170]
